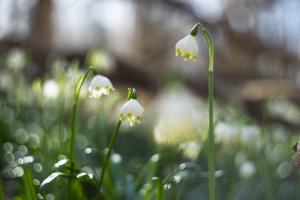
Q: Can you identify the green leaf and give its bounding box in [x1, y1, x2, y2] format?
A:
[76, 172, 97, 186]
[54, 159, 70, 168]
[40, 172, 69, 188]
[76, 172, 100, 199]
[22, 168, 38, 200]
[53, 159, 80, 174]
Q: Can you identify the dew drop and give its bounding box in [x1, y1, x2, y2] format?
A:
[85, 147, 92, 154]
[5, 152, 14, 162]
[3, 142, 13, 152]
[33, 162, 43, 173]
[18, 145, 28, 156]
[111, 153, 122, 164]
[33, 179, 41, 186]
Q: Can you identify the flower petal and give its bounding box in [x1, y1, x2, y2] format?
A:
[89, 75, 114, 98]
[175, 35, 198, 61]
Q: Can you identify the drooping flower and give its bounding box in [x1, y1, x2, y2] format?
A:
[175, 34, 198, 61]
[88, 75, 114, 98]
[120, 99, 144, 127]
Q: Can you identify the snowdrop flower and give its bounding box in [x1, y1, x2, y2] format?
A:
[175, 34, 198, 61]
[88, 75, 114, 98]
[120, 99, 144, 127]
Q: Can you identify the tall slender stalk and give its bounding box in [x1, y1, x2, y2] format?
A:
[99, 120, 122, 186]
[203, 26, 215, 200]
[154, 177, 164, 200]
[191, 23, 215, 200]
[99, 88, 136, 187]
[68, 67, 94, 200]
[69, 67, 94, 161]
[208, 70, 215, 200]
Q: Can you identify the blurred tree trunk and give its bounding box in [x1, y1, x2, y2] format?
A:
[31, 0, 53, 45]
[30, 0, 53, 65]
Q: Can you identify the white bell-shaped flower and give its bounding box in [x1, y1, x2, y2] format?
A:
[120, 99, 144, 127]
[175, 34, 198, 61]
[88, 75, 114, 98]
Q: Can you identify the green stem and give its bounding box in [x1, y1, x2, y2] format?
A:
[69, 67, 94, 162]
[205, 28, 215, 200]
[99, 88, 137, 188]
[192, 23, 215, 200]
[99, 120, 122, 186]
[152, 177, 164, 200]
[156, 178, 164, 200]
[68, 67, 94, 200]
[208, 70, 215, 200]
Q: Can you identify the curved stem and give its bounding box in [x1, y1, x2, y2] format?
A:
[202, 31, 214, 72]
[191, 23, 214, 72]
[68, 67, 94, 200]
[69, 67, 94, 162]
[205, 28, 215, 200]
[200, 24, 215, 200]
[192, 23, 215, 200]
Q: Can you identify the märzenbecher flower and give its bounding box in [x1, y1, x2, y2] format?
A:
[120, 99, 144, 127]
[88, 75, 114, 98]
[175, 34, 198, 61]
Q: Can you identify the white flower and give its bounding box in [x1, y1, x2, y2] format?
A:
[152, 88, 207, 145]
[175, 34, 198, 61]
[88, 75, 114, 98]
[120, 99, 144, 127]
[43, 80, 59, 100]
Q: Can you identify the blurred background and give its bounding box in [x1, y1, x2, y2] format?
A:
[1, 0, 300, 199]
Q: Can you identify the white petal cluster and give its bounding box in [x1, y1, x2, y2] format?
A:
[120, 99, 144, 127]
[88, 75, 114, 98]
[175, 34, 198, 61]
[152, 88, 208, 145]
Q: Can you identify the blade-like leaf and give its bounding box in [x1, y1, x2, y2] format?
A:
[54, 159, 70, 168]
[40, 172, 68, 188]
[53, 159, 80, 174]
[22, 168, 38, 200]
[76, 172, 97, 185]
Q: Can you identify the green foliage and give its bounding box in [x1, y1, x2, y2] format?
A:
[0, 48, 299, 199]
[21, 169, 37, 200]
